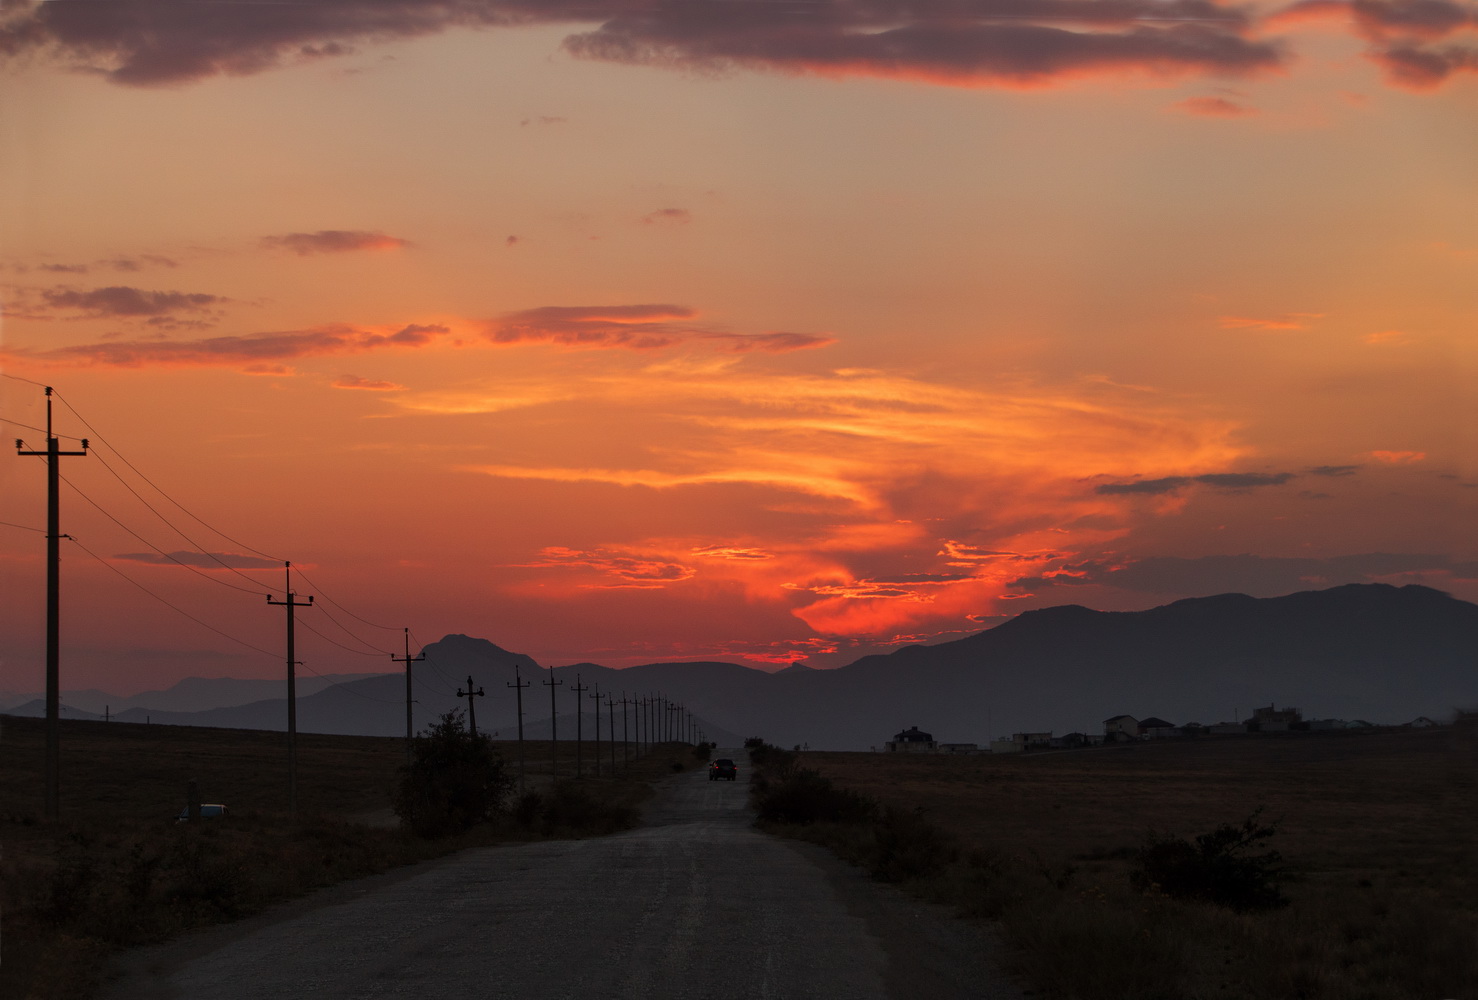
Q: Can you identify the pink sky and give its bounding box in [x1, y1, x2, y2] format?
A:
[2, 0, 1475, 694]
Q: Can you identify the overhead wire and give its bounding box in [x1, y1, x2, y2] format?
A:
[84, 446, 280, 592]
[58, 472, 269, 596]
[289, 566, 401, 631]
[50, 389, 282, 563]
[66, 535, 279, 659]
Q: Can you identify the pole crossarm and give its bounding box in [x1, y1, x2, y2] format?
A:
[457, 675, 486, 737]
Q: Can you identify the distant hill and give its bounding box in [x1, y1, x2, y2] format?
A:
[13, 585, 1474, 750]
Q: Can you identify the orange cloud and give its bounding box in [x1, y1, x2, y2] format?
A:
[1174, 95, 1257, 116]
[1368, 449, 1426, 463]
[1219, 312, 1324, 330]
[332, 374, 404, 391]
[640, 208, 691, 225]
[1363, 329, 1409, 344]
[449, 364, 1248, 637]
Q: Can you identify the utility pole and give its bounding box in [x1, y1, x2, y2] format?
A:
[457, 675, 486, 738]
[570, 675, 587, 778]
[391, 628, 424, 763]
[543, 668, 563, 779]
[608, 689, 617, 774]
[16, 386, 88, 821]
[266, 562, 313, 820]
[507, 664, 529, 793]
[590, 685, 602, 777]
[618, 693, 631, 768]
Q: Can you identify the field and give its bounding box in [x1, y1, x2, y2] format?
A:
[782, 726, 1478, 1000]
[0, 716, 687, 1000]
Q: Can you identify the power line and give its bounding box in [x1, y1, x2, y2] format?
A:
[298, 616, 390, 658]
[50, 389, 282, 563]
[309, 600, 393, 655]
[58, 472, 268, 596]
[290, 566, 401, 631]
[66, 536, 278, 658]
[84, 446, 278, 591]
[1, 520, 45, 533]
[7, 419, 86, 443]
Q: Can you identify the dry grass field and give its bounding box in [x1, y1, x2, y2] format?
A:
[0, 716, 687, 1000]
[783, 726, 1478, 1000]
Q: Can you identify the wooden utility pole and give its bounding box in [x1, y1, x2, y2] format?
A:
[15, 386, 87, 821]
[266, 562, 313, 819]
[608, 689, 617, 774]
[569, 675, 587, 777]
[457, 675, 486, 737]
[590, 684, 602, 777]
[507, 664, 529, 793]
[391, 628, 424, 763]
[618, 693, 631, 768]
[543, 668, 563, 779]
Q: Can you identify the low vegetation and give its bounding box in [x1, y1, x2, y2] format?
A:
[750, 722, 1478, 999]
[0, 716, 673, 1000]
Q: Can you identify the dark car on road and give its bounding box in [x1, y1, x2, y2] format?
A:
[709, 758, 738, 781]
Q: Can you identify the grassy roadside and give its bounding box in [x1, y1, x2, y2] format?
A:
[748, 724, 1478, 1000]
[1, 717, 688, 1000]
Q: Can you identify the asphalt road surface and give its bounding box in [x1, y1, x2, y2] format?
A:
[107, 751, 1024, 1000]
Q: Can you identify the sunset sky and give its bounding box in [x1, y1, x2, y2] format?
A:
[2, 0, 1475, 695]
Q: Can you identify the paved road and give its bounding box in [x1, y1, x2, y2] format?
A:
[107, 751, 1023, 1000]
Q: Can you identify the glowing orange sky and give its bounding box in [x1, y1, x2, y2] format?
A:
[1, 1, 1475, 693]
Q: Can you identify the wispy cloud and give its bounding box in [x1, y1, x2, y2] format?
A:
[260, 230, 411, 255]
[484, 304, 835, 353]
[332, 374, 404, 391]
[640, 208, 691, 225]
[1219, 312, 1323, 331]
[3, 322, 451, 369]
[1173, 95, 1256, 116]
[1095, 471, 1295, 494]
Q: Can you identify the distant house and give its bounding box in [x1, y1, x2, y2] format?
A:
[886, 726, 937, 752]
[1250, 703, 1302, 732]
[1408, 716, 1440, 728]
[939, 742, 980, 754]
[1103, 715, 1139, 742]
[988, 739, 1024, 754]
[1053, 732, 1092, 749]
[1013, 731, 1053, 750]
[1138, 717, 1179, 739]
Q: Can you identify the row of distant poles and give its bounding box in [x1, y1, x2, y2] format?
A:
[472, 668, 703, 793]
[16, 385, 706, 821]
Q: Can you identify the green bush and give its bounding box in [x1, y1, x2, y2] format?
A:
[754, 768, 877, 826]
[870, 805, 958, 882]
[533, 781, 639, 836]
[1131, 809, 1287, 911]
[394, 711, 513, 838]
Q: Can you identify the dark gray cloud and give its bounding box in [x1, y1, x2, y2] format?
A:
[3, 322, 452, 369]
[1308, 464, 1361, 477]
[1015, 552, 1478, 597]
[1, 0, 1283, 89]
[1096, 471, 1296, 494]
[486, 304, 835, 353]
[40, 285, 223, 318]
[261, 230, 411, 255]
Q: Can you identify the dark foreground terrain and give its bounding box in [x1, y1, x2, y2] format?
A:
[787, 725, 1478, 999]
